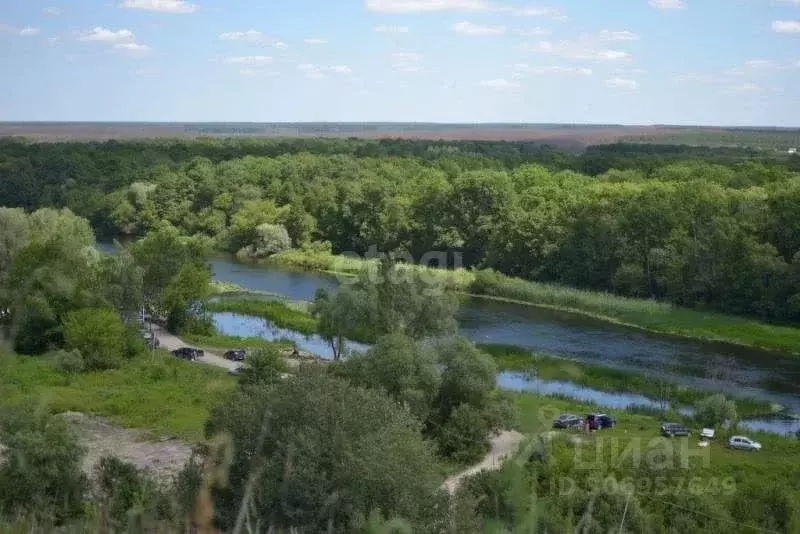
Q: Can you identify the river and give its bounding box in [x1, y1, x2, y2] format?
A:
[97, 244, 800, 435]
[208, 257, 800, 410]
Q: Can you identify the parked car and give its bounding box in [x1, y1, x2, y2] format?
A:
[553, 413, 584, 429]
[661, 423, 691, 437]
[224, 349, 246, 362]
[171, 347, 203, 361]
[586, 413, 616, 430]
[727, 436, 762, 451]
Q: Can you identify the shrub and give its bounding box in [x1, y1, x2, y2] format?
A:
[63, 307, 126, 370]
[52, 348, 85, 375]
[0, 405, 87, 523]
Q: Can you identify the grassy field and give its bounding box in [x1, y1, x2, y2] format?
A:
[485, 344, 776, 417]
[266, 250, 800, 355]
[0, 351, 236, 441]
[511, 390, 800, 491]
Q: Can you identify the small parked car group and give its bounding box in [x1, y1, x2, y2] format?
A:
[552, 413, 616, 431]
[171, 347, 204, 361]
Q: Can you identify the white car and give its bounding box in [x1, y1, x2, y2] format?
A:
[727, 436, 762, 451]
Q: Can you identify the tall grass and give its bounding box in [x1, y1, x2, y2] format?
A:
[206, 297, 317, 335]
[0, 351, 235, 441]
[267, 249, 800, 354]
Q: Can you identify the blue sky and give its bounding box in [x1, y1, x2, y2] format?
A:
[0, 0, 798, 125]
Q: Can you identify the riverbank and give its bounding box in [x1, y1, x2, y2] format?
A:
[204, 297, 791, 425]
[264, 249, 800, 355]
[483, 344, 778, 418]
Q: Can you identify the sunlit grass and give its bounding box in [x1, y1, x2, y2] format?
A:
[512, 390, 800, 487]
[0, 351, 236, 441]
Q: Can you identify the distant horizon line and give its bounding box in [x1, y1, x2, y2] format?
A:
[0, 121, 799, 130]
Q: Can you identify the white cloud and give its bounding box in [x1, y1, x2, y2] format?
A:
[478, 78, 521, 89]
[304, 37, 327, 44]
[649, 0, 687, 9]
[120, 0, 198, 13]
[744, 59, 782, 69]
[225, 56, 273, 64]
[776, 0, 800, 5]
[365, 0, 489, 12]
[731, 82, 764, 93]
[44, 7, 62, 16]
[605, 76, 638, 90]
[499, 5, 562, 17]
[296, 64, 352, 79]
[613, 67, 646, 74]
[114, 42, 151, 56]
[239, 68, 278, 77]
[0, 24, 43, 37]
[395, 64, 424, 73]
[772, 20, 800, 33]
[274, 41, 288, 49]
[599, 30, 639, 41]
[514, 27, 550, 36]
[364, 0, 564, 17]
[675, 73, 716, 83]
[527, 36, 633, 61]
[220, 30, 266, 42]
[452, 21, 505, 35]
[79, 27, 135, 44]
[374, 25, 410, 33]
[512, 63, 592, 76]
[391, 51, 422, 61]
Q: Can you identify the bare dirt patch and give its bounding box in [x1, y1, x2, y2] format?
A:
[56, 411, 194, 481]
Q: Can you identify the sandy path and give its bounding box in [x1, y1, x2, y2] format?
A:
[443, 430, 526, 494]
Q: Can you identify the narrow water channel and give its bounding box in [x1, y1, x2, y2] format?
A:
[212, 311, 800, 437]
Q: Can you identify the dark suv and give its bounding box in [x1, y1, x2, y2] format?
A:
[224, 349, 246, 362]
[661, 423, 691, 437]
[586, 413, 616, 430]
[171, 347, 203, 361]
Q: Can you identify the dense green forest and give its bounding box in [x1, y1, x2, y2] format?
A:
[3, 138, 800, 324]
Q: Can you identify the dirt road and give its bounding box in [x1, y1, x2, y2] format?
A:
[443, 430, 526, 494]
[149, 323, 240, 371]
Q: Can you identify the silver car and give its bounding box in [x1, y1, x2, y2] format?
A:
[727, 435, 762, 451]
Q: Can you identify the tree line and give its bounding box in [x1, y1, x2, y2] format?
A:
[2, 138, 800, 323]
